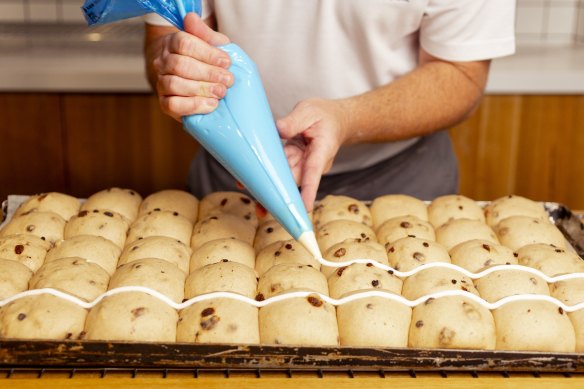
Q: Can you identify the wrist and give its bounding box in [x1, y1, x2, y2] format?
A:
[336, 97, 361, 145]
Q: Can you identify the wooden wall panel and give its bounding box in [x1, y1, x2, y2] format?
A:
[0, 93, 582, 212]
[450, 95, 523, 200]
[515, 96, 584, 207]
[0, 93, 65, 203]
[450, 95, 584, 210]
[61, 94, 198, 198]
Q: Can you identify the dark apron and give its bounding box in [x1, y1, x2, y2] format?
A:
[187, 130, 458, 202]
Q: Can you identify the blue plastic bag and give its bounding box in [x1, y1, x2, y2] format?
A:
[82, 0, 201, 30]
[80, 0, 320, 257]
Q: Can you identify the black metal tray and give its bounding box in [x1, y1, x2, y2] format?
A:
[0, 340, 583, 372]
[1, 197, 584, 372]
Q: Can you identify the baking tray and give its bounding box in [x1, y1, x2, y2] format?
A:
[0, 340, 583, 372]
[1, 197, 584, 372]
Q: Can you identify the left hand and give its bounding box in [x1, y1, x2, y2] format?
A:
[276, 98, 351, 212]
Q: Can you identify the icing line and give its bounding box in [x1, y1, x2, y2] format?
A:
[1, 286, 583, 313]
[315, 258, 584, 283]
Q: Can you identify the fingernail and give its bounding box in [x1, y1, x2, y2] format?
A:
[220, 73, 232, 85]
[206, 98, 218, 107]
[212, 85, 225, 98]
[216, 57, 230, 68]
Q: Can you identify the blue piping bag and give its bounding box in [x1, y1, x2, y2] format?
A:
[82, 0, 322, 259]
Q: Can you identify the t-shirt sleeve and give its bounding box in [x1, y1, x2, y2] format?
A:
[143, 0, 214, 26]
[420, 0, 516, 62]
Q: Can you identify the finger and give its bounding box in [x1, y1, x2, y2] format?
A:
[299, 145, 330, 212]
[159, 53, 233, 87]
[169, 31, 231, 69]
[159, 95, 219, 118]
[184, 12, 230, 47]
[283, 143, 304, 170]
[157, 75, 226, 99]
[276, 103, 319, 139]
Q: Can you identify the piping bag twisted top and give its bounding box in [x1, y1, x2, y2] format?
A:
[82, 0, 321, 259]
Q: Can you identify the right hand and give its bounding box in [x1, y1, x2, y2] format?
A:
[152, 13, 233, 121]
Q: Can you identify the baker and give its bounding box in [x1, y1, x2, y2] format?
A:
[144, 0, 516, 211]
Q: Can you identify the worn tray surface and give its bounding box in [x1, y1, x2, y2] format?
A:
[1, 340, 583, 372]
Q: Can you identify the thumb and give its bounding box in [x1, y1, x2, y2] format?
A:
[183, 12, 230, 46]
[276, 105, 317, 140]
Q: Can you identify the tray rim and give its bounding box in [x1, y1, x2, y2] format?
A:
[1, 339, 583, 372]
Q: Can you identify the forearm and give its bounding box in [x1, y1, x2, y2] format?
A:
[340, 58, 490, 145]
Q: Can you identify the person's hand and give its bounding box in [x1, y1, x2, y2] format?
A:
[276, 98, 351, 212]
[151, 13, 233, 121]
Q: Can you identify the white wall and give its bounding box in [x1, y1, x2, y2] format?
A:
[516, 0, 583, 44]
[0, 0, 583, 44]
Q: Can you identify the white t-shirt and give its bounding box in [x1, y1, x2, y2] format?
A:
[146, 0, 516, 174]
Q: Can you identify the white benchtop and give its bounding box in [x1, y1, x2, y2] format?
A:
[0, 42, 582, 94]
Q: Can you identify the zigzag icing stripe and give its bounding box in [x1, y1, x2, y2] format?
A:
[1, 285, 582, 313]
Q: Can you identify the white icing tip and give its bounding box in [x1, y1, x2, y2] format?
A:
[298, 231, 322, 260]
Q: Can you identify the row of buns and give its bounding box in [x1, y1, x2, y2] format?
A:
[0, 189, 583, 352]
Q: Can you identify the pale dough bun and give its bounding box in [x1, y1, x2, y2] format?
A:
[177, 298, 259, 344]
[484, 195, 549, 227]
[253, 220, 293, 253]
[126, 210, 193, 247]
[311, 195, 372, 230]
[190, 238, 255, 272]
[198, 191, 258, 228]
[0, 259, 33, 299]
[474, 269, 550, 303]
[64, 209, 129, 248]
[29, 257, 110, 302]
[322, 239, 388, 278]
[337, 297, 411, 347]
[139, 189, 199, 224]
[109, 258, 186, 303]
[449, 239, 517, 273]
[184, 261, 257, 299]
[493, 301, 576, 352]
[401, 267, 479, 301]
[550, 278, 584, 306]
[386, 236, 450, 272]
[549, 279, 584, 352]
[370, 194, 428, 230]
[0, 294, 87, 340]
[515, 243, 584, 276]
[435, 218, 498, 251]
[409, 296, 496, 350]
[119, 235, 191, 274]
[494, 216, 566, 251]
[1, 211, 65, 244]
[257, 206, 313, 226]
[327, 263, 403, 299]
[190, 213, 256, 251]
[81, 187, 142, 223]
[428, 194, 485, 228]
[14, 192, 80, 221]
[85, 292, 177, 342]
[316, 220, 376, 253]
[257, 263, 328, 300]
[0, 234, 50, 272]
[259, 295, 339, 346]
[376, 215, 435, 246]
[255, 239, 321, 276]
[46, 234, 121, 276]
